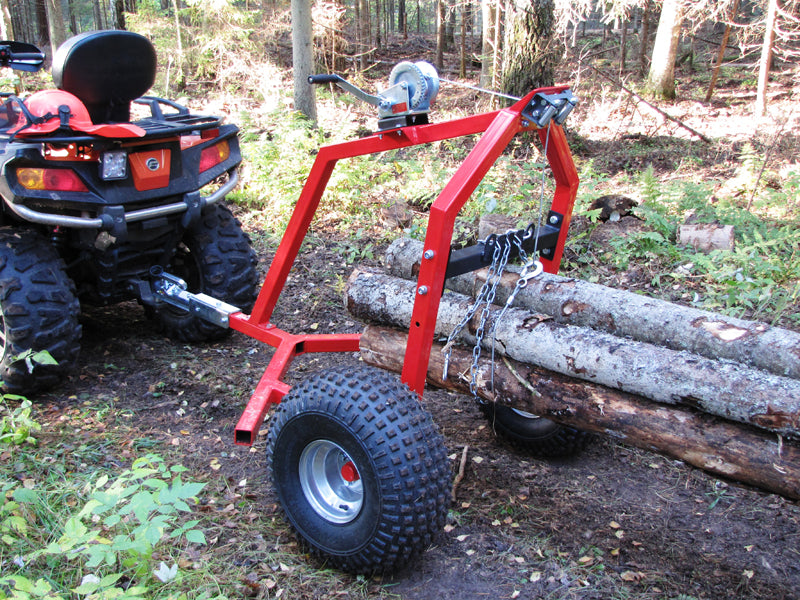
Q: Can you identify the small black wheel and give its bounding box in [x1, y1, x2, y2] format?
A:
[0, 227, 81, 394]
[480, 403, 590, 458]
[266, 365, 451, 574]
[152, 203, 258, 342]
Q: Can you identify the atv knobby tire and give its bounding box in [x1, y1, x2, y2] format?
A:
[0, 227, 81, 394]
[266, 365, 451, 574]
[481, 403, 590, 458]
[152, 203, 258, 342]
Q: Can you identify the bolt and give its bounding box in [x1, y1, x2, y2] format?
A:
[417, 286, 429, 295]
[423, 249, 435, 259]
[549, 215, 559, 224]
[542, 248, 552, 255]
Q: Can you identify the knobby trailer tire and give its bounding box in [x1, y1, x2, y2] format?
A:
[266, 365, 452, 574]
[153, 203, 258, 342]
[481, 403, 591, 458]
[0, 227, 81, 394]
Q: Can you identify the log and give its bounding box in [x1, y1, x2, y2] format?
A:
[385, 238, 800, 379]
[346, 269, 800, 437]
[359, 325, 800, 500]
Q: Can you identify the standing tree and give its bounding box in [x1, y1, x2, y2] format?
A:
[646, 0, 684, 99]
[754, 0, 778, 116]
[480, 0, 497, 87]
[501, 0, 556, 97]
[1, 0, 11, 39]
[435, 0, 445, 69]
[292, 0, 317, 122]
[44, 0, 67, 56]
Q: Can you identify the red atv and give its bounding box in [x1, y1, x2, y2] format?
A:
[0, 31, 258, 393]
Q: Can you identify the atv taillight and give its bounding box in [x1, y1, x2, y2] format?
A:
[17, 168, 88, 192]
[199, 141, 230, 173]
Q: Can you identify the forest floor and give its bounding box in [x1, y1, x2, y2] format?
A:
[35, 36, 800, 600]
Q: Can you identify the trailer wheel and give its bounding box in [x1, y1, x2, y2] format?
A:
[481, 404, 590, 458]
[266, 365, 451, 574]
[153, 204, 258, 342]
[0, 227, 81, 394]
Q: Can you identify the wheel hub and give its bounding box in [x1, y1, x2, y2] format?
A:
[299, 439, 363, 524]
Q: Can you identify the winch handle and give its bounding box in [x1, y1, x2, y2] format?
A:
[308, 74, 344, 85]
[307, 72, 381, 108]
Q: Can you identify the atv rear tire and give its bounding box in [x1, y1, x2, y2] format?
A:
[153, 204, 258, 342]
[266, 365, 451, 574]
[481, 403, 590, 458]
[0, 228, 81, 394]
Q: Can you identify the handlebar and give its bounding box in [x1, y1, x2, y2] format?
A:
[0, 41, 45, 72]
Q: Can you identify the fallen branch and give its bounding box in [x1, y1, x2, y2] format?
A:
[451, 445, 469, 502]
[359, 325, 800, 500]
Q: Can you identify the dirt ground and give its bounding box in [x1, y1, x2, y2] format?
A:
[38, 229, 800, 599]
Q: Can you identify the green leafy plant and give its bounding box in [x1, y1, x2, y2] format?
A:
[0, 399, 40, 446]
[1, 454, 208, 600]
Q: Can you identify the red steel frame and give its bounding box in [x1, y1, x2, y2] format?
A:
[229, 86, 579, 445]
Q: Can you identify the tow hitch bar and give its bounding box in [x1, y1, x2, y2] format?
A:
[148, 266, 241, 328]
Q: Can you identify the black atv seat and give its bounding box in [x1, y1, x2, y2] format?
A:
[52, 30, 157, 124]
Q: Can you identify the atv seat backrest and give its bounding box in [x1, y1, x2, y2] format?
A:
[52, 30, 157, 124]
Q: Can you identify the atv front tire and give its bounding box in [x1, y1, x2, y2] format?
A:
[266, 365, 451, 574]
[0, 227, 81, 394]
[153, 204, 258, 342]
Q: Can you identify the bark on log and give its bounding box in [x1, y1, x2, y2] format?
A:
[385, 238, 800, 379]
[359, 325, 800, 500]
[346, 269, 800, 437]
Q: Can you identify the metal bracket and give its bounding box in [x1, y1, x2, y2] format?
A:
[444, 215, 564, 279]
[148, 266, 240, 327]
[522, 90, 578, 128]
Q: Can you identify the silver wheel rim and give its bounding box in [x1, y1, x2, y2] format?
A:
[509, 408, 540, 420]
[299, 439, 363, 524]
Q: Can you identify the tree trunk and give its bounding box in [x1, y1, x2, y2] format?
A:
[755, 0, 778, 117]
[0, 0, 12, 39]
[170, 0, 183, 89]
[35, 0, 50, 50]
[385, 238, 800, 379]
[435, 0, 445, 70]
[292, 0, 317, 122]
[619, 17, 627, 75]
[359, 0, 370, 69]
[705, 0, 740, 102]
[646, 0, 683, 99]
[110, 0, 125, 29]
[345, 269, 800, 437]
[359, 325, 800, 500]
[501, 0, 556, 97]
[480, 0, 496, 87]
[43, 0, 66, 56]
[92, 0, 105, 30]
[459, 2, 466, 77]
[491, 0, 501, 94]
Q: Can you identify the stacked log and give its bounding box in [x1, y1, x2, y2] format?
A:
[344, 238, 800, 498]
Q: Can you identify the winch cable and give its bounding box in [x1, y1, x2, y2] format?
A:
[438, 76, 522, 102]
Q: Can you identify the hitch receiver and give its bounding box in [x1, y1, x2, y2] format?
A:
[148, 266, 240, 328]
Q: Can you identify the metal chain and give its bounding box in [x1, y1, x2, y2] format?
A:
[442, 235, 508, 384]
[468, 237, 512, 394]
[441, 124, 552, 399]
